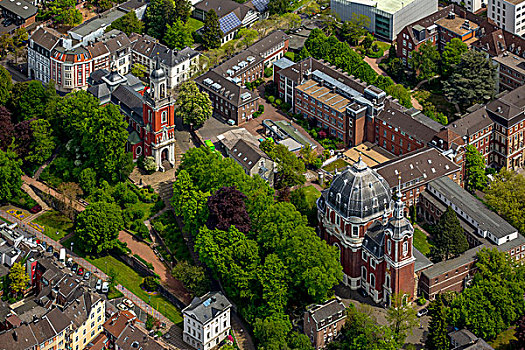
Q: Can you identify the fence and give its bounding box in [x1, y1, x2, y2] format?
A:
[0, 210, 174, 329]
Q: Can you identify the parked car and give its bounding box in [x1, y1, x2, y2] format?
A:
[117, 303, 128, 311]
[227, 119, 235, 126]
[66, 258, 73, 267]
[84, 271, 91, 280]
[77, 267, 84, 276]
[72, 263, 78, 272]
[29, 205, 42, 214]
[417, 308, 428, 317]
[123, 299, 134, 308]
[53, 252, 59, 259]
[101, 282, 109, 293]
[46, 245, 53, 253]
[95, 279, 102, 291]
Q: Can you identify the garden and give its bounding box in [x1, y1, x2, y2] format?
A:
[33, 210, 74, 241]
[151, 212, 192, 263]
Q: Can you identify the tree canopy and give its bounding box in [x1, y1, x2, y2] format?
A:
[441, 38, 468, 77]
[341, 14, 370, 45]
[0, 148, 22, 203]
[0, 66, 12, 105]
[206, 186, 251, 233]
[107, 11, 144, 36]
[76, 201, 123, 254]
[260, 140, 305, 189]
[48, 0, 82, 26]
[430, 206, 469, 262]
[485, 169, 525, 234]
[409, 41, 440, 81]
[9, 262, 29, 295]
[386, 294, 418, 344]
[465, 145, 487, 191]
[426, 294, 450, 350]
[175, 81, 212, 128]
[443, 50, 497, 108]
[145, 0, 176, 39]
[164, 20, 193, 50]
[202, 9, 222, 49]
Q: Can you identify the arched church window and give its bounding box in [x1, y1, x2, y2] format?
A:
[370, 274, 375, 288]
[361, 266, 367, 281]
[403, 240, 408, 256]
[161, 111, 167, 123]
[333, 243, 341, 262]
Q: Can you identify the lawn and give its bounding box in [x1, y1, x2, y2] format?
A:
[413, 227, 433, 256]
[302, 185, 321, 207]
[323, 158, 350, 172]
[0, 216, 12, 224]
[87, 254, 183, 326]
[187, 18, 203, 32]
[151, 212, 192, 263]
[374, 41, 391, 52]
[489, 327, 517, 350]
[33, 210, 73, 241]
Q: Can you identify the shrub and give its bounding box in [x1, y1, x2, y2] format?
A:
[258, 105, 265, 113]
[417, 296, 426, 306]
[253, 111, 261, 118]
[264, 67, 273, 77]
[284, 51, 295, 61]
[281, 102, 291, 111]
[134, 254, 154, 270]
[275, 98, 282, 106]
[366, 48, 384, 58]
[267, 95, 275, 104]
[245, 82, 252, 90]
[142, 276, 158, 292]
[131, 220, 150, 240]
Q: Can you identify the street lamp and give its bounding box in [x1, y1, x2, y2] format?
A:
[71, 242, 74, 252]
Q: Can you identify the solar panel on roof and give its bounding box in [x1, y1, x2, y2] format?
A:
[219, 12, 242, 35]
[251, 0, 269, 12]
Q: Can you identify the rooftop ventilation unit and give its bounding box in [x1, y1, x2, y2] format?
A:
[240, 92, 251, 101]
[247, 56, 255, 62]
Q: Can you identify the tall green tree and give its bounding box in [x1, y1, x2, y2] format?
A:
[465, 144, 487, 191]
[485, 169, 525, 234]
[297, 46, 311, 61]
[409, 41, 440, 81]
[171, 261, 209, 296]
[441, 38, 468, 77]
[164, 20, 193, 50]
[175, 81, 212, 128]
[0, 106, 14, 151]
[341, 14, 370, 45]
[386, 294, 418, 344]
[0, 148, 22, 203]
[430, 206, 469, 262]
[25, 119, 56, 165]
[201, 9, 222, 49]
[171, 169, 209, 235]
[145, 0, 175, 39]
[173, 0, 191, 22]
[426, 294, 450, 350]
[49, 0, 82, 26]
[260, 140, 306, 189]
[76, 201, 123, 254]
[0, 65, 12, 105]
[267, 0, 289, 15]
[9, 80, 47, 123]
[8, 262, 29, 295]
[254, 313, 293, 349]
[107, 10, 144, 35]
[443, 50, 497, 107]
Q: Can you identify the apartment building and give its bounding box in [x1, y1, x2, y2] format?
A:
[303, 299, 346, 349]
[182, 292, 232, 350]
[487, 0, 525, 35]
[448, 84, 525, 169]
[0, 0, 37, 31]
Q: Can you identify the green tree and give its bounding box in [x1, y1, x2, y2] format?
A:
[409, 41, 440, 81]
[260, 140, 306, 189]
[12, 28, 28, 63]
[164, 20, 193, 50]
[465, 145, 487, 191]
[175, 81, 212, 128]
[0, 148, 22, 203]
[173, 0, 191, 22]
[254, 313, 292, 349]
[26, 119, 56, 165]
[49, 0, 82, 26]
[257, 254, 288, 315]
[342, 14, 370, 45]
[76, 201, 123, 254]
[107, 10, 144, 35]
[485, 169, 525, 234]
[171, 169, 209, 235]
[430, 206, 469, 262]
[142, 276, 158, 292]
[298, 46, 311, 61]
[386, 294, 418, 344]
[386, 84, 412, 108]
[10, 80, 47, 122]
[0, 106, 14, 151]
[131, 63, 148, 79]
[0, 66, 12, 105]
[444, 50, 497, 107]
[202, 9, 222, 49]
[145, 0, 175, 38]
[267, 0, 288, 15]
[426, 294, 450, 350]
[0, 34, 13, 57]
[237, 28, 258, 48]
[441, 38, 468, 77]
[361, 33, 374, 50]
[79, 168, 97, 195]
[8, 262, 29, 295]
[172, 260, 210, 296]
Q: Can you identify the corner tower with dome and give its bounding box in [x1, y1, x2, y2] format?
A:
[317, 157, 416, 305]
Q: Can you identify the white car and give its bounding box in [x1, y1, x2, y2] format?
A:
[417, 308, 428, 317]
[117, 303, 128, 311]
[123, 299, 134, 309]
[96, 279, 102, 291]
[101, 282, 109, 293]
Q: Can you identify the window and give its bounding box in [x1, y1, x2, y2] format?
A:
[370, 274, 375, 288]
[352, 226, 359, 237]
[362, 250, 367, 262]
[361, 266, 367, 280]
[403, 241, 408, 256]
[161, 111, 167, 123]
[370, 259, 376, 269]
[387, 239, 391, 254]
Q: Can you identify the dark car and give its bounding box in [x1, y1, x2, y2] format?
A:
[357, 288, 368, 298]
[72, 263, 78, 272]
[46, 245, 53, 253]
[53, 252, 59, 259]
[77, 267, 84, 276]
[29, 205, 42, 214]
[3, 20, 11, 27]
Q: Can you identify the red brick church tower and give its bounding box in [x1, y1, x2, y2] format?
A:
[142, 57, 176, 170]
[317, 158, 416, 305]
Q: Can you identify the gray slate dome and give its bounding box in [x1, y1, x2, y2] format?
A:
[327, 158, 392, 220]
[151, 56, 165, 80]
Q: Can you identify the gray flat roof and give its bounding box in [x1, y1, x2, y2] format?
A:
[428, 177, 517, 239]
[0, 0, 36, 19]
[414, 247, 433, 272]
[69, 8, 126, 37]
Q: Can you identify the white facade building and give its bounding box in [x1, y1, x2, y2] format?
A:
[183, 292, 232, 350]
[28, 27, 61, 84]
[488, 0, 525, 36]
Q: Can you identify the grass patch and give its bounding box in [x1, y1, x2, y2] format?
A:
[489, 327, 517, 350]
[302, 185, 321, 206]
[151, 212, 192, 263]
[33, 211, 73, 241]
[323, 158, 350, 172]
[88, 254, 183, 325]
[187, 17, 203, 32]
[0, 216, 12, 224]
[413, 227, 433, 256]
[107, 285, 124, 300]
[374, 41, 391, 52]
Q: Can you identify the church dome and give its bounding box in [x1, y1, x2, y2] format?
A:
[326, 157, 392, 220]
[151, 56, 165, 80]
